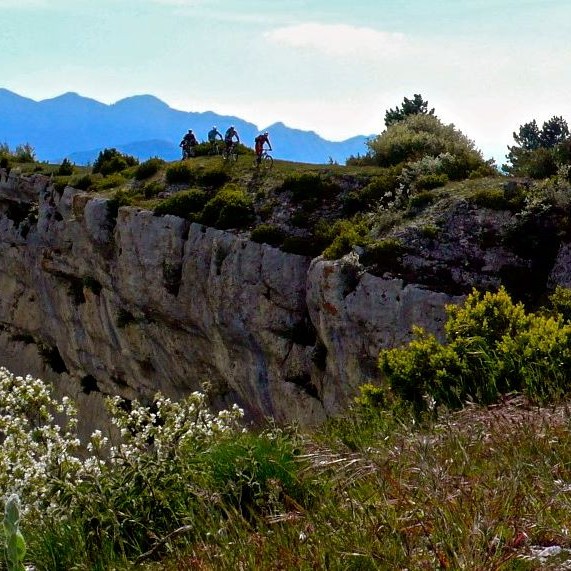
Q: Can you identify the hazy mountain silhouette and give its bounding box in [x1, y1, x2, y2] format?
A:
[0, 89, 371, 164]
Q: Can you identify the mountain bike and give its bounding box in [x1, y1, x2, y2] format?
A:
[254, 150, 273, 170]
[181, 145, 196, 160]
[209, 140, 222, 156]
[222, 143, 238, 162]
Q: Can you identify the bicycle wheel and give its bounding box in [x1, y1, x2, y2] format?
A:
[263, 154, 273, 169]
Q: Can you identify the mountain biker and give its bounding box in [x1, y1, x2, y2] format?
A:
[180, 129, 198, 159]
[254, 131, 272, 166]
[208, 126, 223, 144]
[224, 126, 240, 155]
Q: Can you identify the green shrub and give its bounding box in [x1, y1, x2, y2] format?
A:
[189, 141, 211, 157]
[321, 219, 370, 260]
[364, 171, 400, 197]
[360, 238, 408, 274]
[92, 173, 126, 191]
[523, 147, 559, 179]
[342, 169, 401, 214]
[281, 235, 323, 257]
[154, 189, 208, 219]
[549, 286, 571, 323]
[92, 148, 138, 176]
[14, 144, 35, 163]
[134, 157, 165, 180]
[195, 167, 230, 189]
[57, 158, 74, 176]
[408, 190, 437, 211]
[280, 173, 339, 204]
[200, 185, 254, 230]
[106, 190, 132, 225]
[367, 114, 489, 175]
[419, 224, 439, 239]
[70, 174, 94, 191]
[250, 224, 286, 247]
[143, 180, 165, 199]
[52, 176, 70, 194]
[291, 210, 312, 228]
[379, 287, 571, 412]
[470, 185, 526, 211]
[415, 173, 448, 190]
[165, 161, 194, 185]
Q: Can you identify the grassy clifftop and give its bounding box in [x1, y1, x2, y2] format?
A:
[10, 143, 571, 310]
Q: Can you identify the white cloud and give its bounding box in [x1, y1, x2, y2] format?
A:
[265, 23, 408, 59]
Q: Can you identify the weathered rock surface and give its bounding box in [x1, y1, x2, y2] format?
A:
[5, 171, 565, 435]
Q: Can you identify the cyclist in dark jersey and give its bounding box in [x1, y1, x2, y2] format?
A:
[224, 126, 240, 154]
[180, 129, 198, 159]
[255, 131, 272, 166]
[208, 126, 223, 144]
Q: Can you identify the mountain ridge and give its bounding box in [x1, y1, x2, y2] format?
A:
[0, 88, 372, 164]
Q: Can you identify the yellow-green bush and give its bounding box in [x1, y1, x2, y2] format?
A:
[153, 189, 208, 219]
[165, 161, 194, 185]
[367, 114, 489, 176]
[379, 287, 571, 411]
[321, 219, 370, 260]
[250, 224, 285, 247]
[200, 185, 254, 230]
[134, 157, 165, 180]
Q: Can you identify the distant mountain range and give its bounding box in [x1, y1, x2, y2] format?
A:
[0, 89, 373, 165]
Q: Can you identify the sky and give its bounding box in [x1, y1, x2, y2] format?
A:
[1, 0, 571, 165]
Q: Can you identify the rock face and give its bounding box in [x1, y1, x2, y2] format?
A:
[0, 170, 494, 436]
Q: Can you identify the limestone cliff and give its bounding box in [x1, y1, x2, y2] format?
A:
[0, 169, 464, 435]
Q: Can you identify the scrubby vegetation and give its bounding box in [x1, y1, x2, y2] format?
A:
[505, 116, 571, 178]
[378, 286, 571, 411]
[153, 188, 208, 219]
[134, 157, 165, 181]
[5, 286, 571, 569]
[92, 148, 139, 176]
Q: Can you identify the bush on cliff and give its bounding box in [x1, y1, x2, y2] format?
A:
[199, 185, 254, 230]
[165, 161, 194, 185]
[250, 223, 286, 247]
[57, 158, 74, 176]
[70, 174, 94, 191]
[153, 189, 208, 219]
[321, 218, 370, 260]
[92, 148, 138, 176]
[134, 157, 165, 180]
[367, 114, 492, 178]
[379, 287, 571, 411]
[279, 173, 340, 205]
[505, 115, 570, 178]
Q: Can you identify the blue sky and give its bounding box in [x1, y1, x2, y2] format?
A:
[1, 0, 570, 164]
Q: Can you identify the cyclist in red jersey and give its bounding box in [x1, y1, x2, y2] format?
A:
[254, 131, 272, 166]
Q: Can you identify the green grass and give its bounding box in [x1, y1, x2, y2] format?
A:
[17, 398, 571, 570]
[13, 150, 518, 263]
[135, 399, 571, 571]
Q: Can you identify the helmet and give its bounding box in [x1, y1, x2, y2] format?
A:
[264, 131, 268, 135]
[230, 125, 234, 129]
[213, 126, 217, 129]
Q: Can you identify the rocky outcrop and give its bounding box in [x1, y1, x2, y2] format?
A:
[0, 171, 494, 435]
